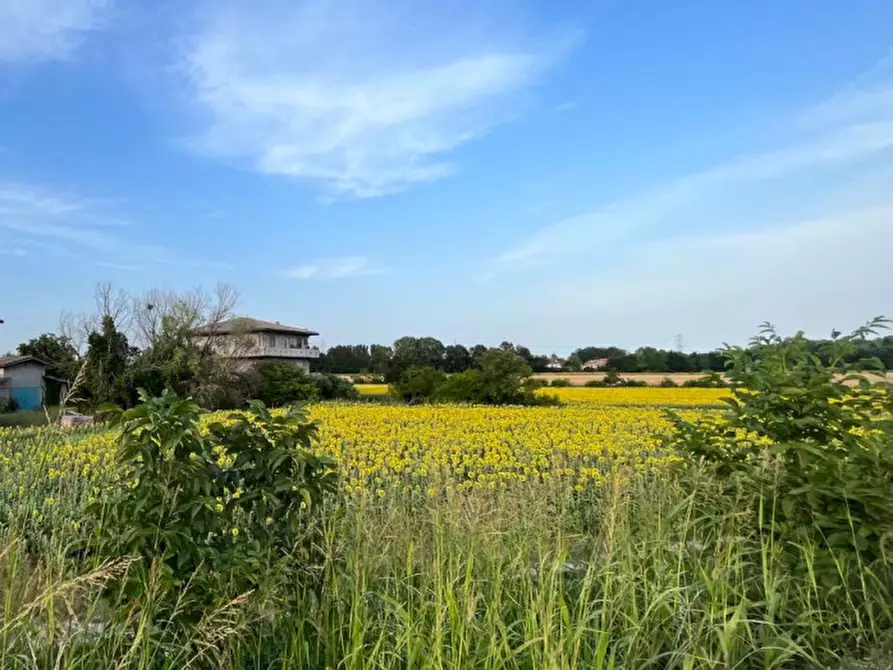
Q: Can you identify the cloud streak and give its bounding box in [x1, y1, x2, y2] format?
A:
[0, 0, 112, 63]
[182, 0, 579, 198]
[490, 62, 893, 269]
[531, 205, 893, 350]
[0, 180, 226, 270]
[281, 256, 383, 280]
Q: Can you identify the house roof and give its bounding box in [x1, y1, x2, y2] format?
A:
[0, 355, 47, 369]
[194, 317, 318, 337]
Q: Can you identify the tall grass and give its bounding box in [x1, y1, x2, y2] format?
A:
[0, 467, 888, 668]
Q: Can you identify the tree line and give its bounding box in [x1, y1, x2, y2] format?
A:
[8, 281, 891, 412]
[314, 336, 893, 377]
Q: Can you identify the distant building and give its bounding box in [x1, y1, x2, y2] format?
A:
[0, 355, 68, 411]
[545, 354, 565, 370]
[582, 358, 609, 371]
[193, 317, 320, 371]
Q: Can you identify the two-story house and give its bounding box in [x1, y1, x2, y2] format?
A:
[194, 317, 320, 371]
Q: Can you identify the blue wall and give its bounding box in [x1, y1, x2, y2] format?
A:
[10, 387, 41, 411]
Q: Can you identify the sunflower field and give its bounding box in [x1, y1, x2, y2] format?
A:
[0, 380, 890, 669]
[0, 388, 709, 526]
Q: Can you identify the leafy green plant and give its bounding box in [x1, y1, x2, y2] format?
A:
[391, 350, 557, 405]
[309, 372, 360, 400]
[92, 390, 338, 624]
[437, 368, 486, 402]
[681, 371, 728, 388]
[665, 318, 893, 582]
[390, 366, 447, 402]
[549, 378, 572, 387]
[255, 362, 320, 405]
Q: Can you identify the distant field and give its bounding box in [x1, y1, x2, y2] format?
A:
[532, 371, 893, 386]
[354, 383, 728, 406]
[354, 383, 389, 395]
[533, 372, 716, 386]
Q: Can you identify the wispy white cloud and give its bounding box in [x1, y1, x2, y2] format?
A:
[490, 63, 893, 269]
[0, 180, 227, 270]
[527, 205, 893, 350]
[0, 247, 27, 257]
[0, 0, 112, 63]
[95, 260, 144, 272]
[797, 54, 892, 129]
[281, 256, 383, 280]
[182, 0, 579, 198]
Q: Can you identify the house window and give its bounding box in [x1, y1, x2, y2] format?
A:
[266, 334, 277, 348]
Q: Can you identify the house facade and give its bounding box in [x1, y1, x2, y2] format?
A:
[0, 356, 49, 411]
[582, 358, 609, 371]
[194, 317, 320, 371]
[545, 354, 565, 371]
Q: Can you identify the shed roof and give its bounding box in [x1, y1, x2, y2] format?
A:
[0, 355, 47, 369]
[194, 317, 318, 337]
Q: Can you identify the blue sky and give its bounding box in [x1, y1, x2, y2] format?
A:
[1, 0, 891, 355]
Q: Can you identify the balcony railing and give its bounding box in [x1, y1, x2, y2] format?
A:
[247, 346, 320, 359]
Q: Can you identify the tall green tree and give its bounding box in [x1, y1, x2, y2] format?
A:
[85, 315, 133, 407]
[388, 336, 445, 381]
[369, 344, 393, 375]
[16, 333, 80, 380]
[322, 345, 372, 373]
[443, 344, 472, 373]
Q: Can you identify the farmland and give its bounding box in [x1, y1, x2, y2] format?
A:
[0, 381, 890, 668]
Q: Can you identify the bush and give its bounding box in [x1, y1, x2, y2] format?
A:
[549, 378, 572, 387]
[681, 371, 727, 388]
[389, 349, 552, 406]
[665, 318, 893, 585]
[659, 377, 679, 387]
[438, 369, 486, 403]
[256, 362, 320, 406]
[390, 366, 447, 403]
[93, 391, 338, 625]
[602, 370, 622, 386]
[310, 372, 360, 400]
[583, 378, 605, 388]
[254, 365, 358, 406]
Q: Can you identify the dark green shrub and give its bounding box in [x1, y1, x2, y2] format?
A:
[438, 369, 486, 403]
[583, 378, 605, 388]
[310, 372, 360, 400]
[665, 318, 893, 583]
[93, 391, 338, 625]
[620, 379, 648, 387]
[681, 371, 727, 388]
[390, 366, 447, 403]
[390, 350, 554, 406]
[256, 362, 319, 406]
[659, 377, 679, 387]
[602, 370, 622, 386]
[549, 378, 572, 387]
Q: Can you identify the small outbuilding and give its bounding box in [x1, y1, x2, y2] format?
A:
[0, 355, 67, 411]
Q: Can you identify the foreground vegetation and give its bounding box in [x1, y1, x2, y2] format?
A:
[0, 321, 890, 668]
